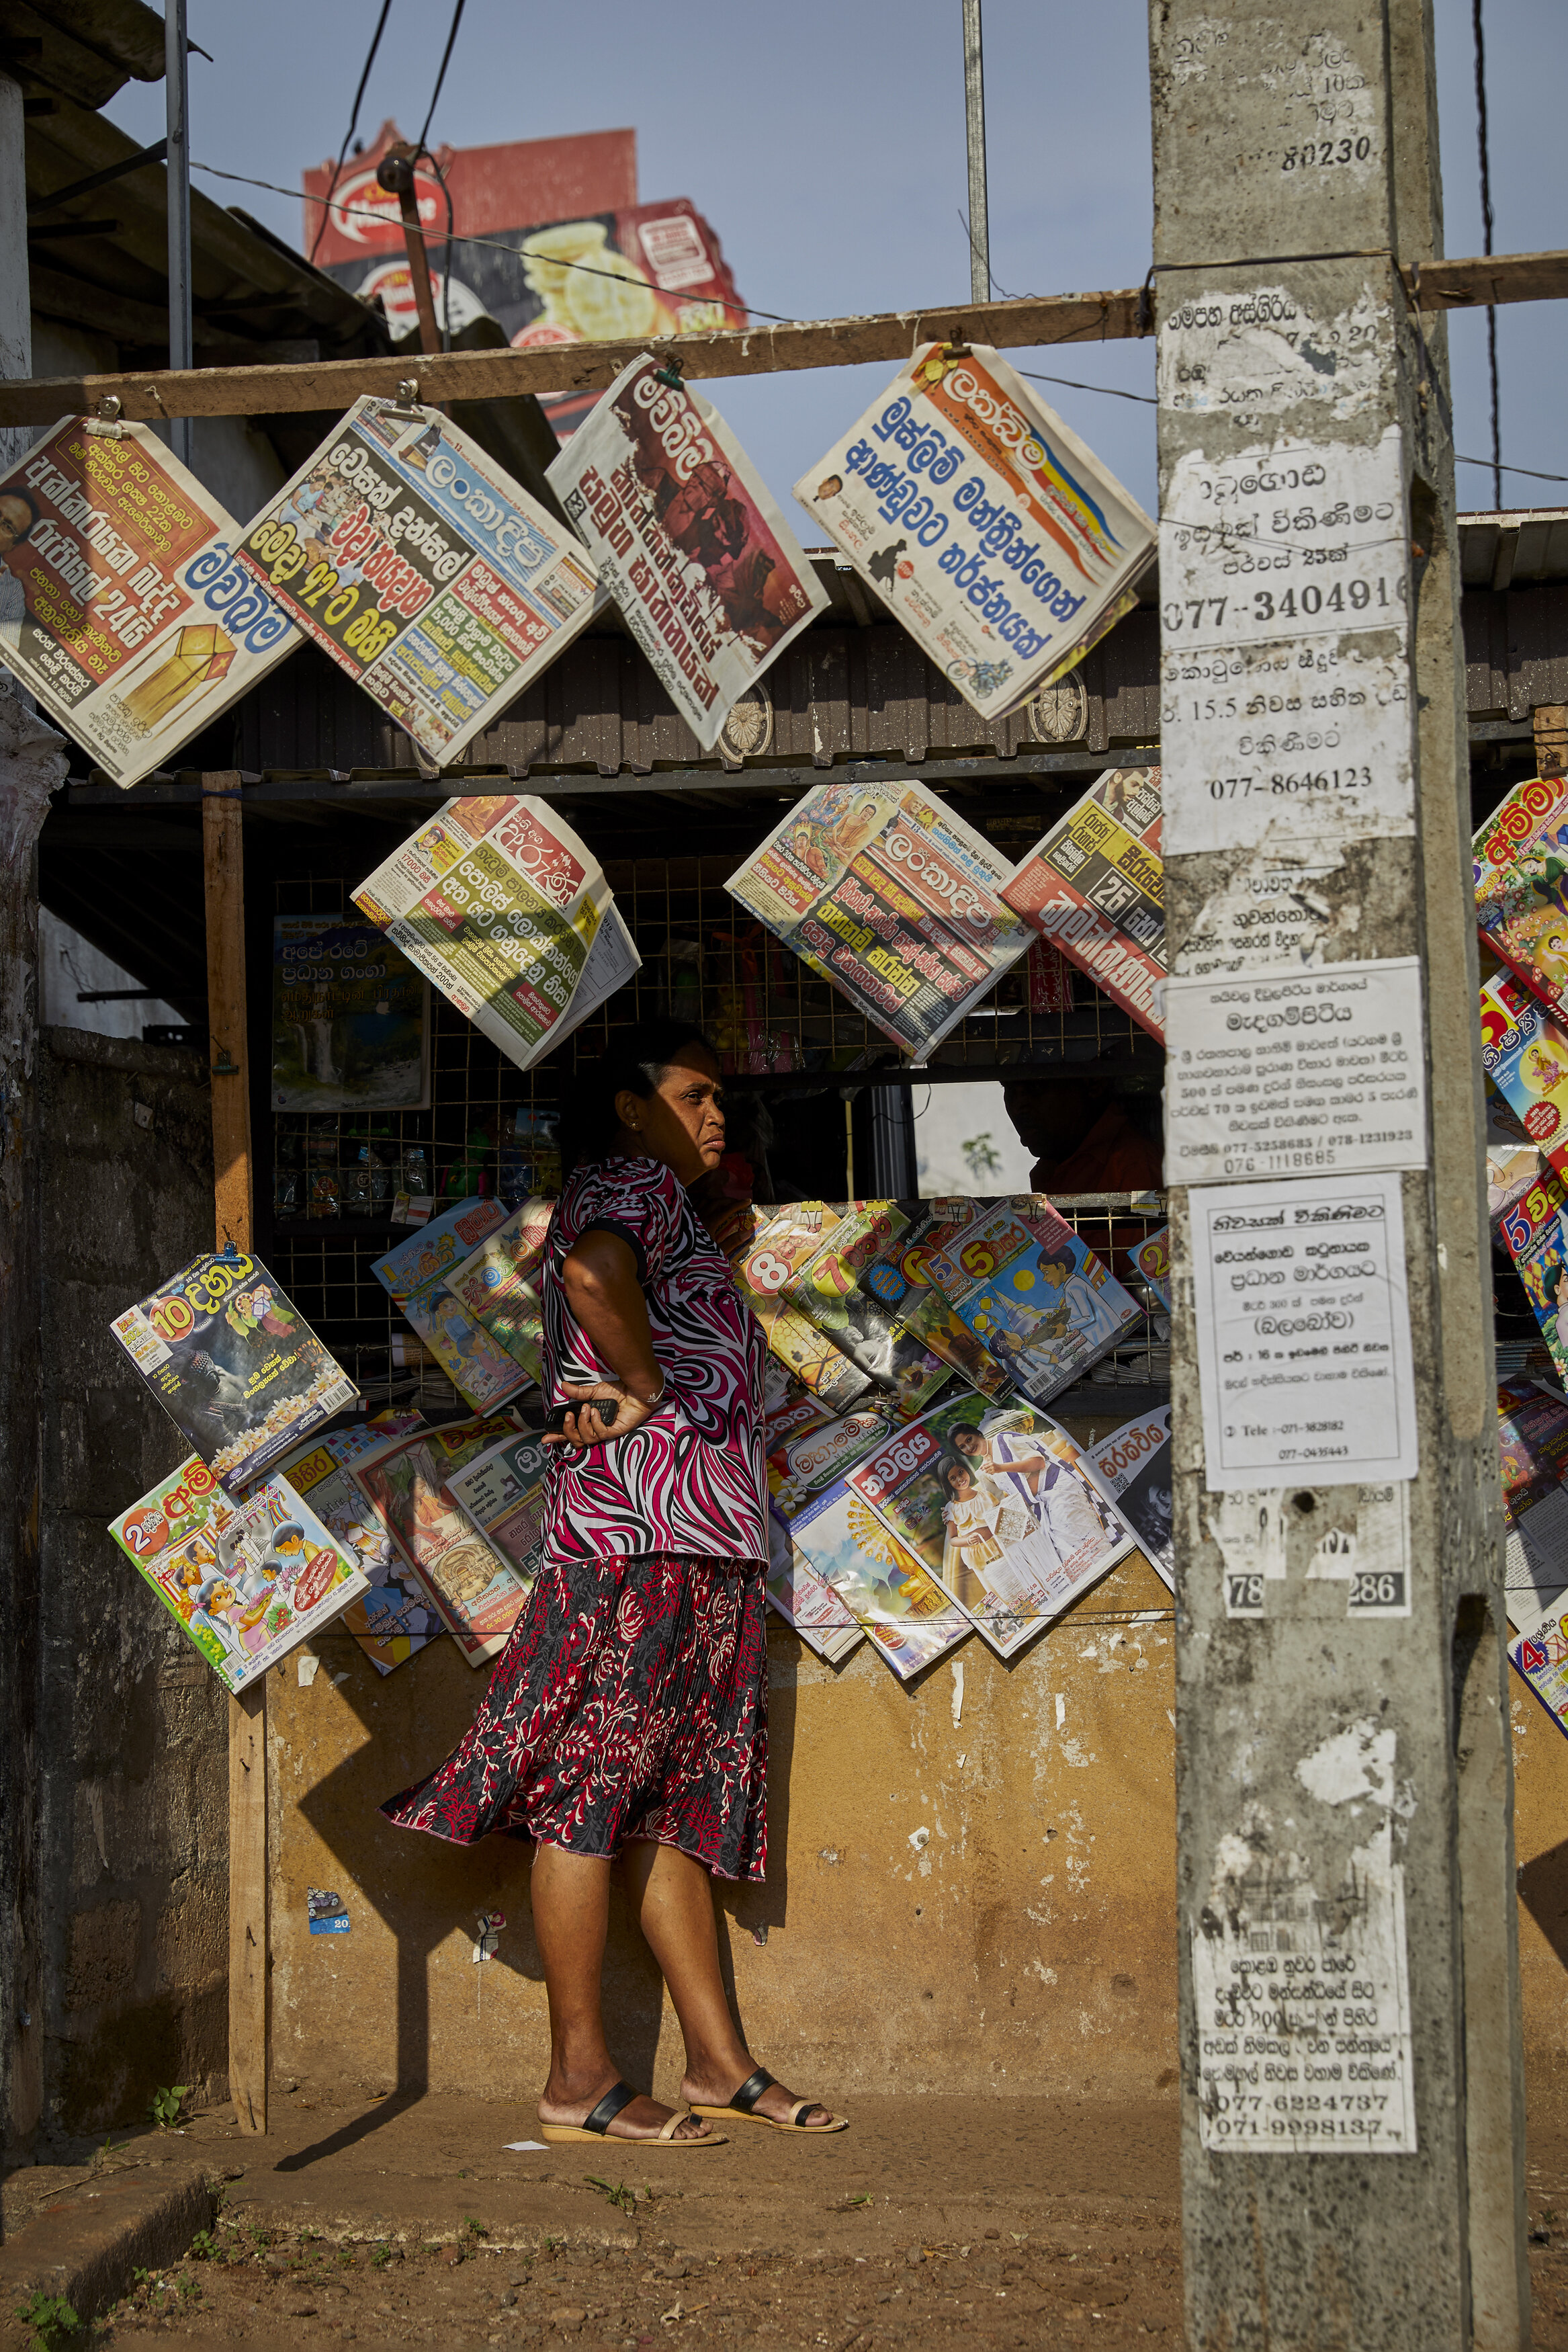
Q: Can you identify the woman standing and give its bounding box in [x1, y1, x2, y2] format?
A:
[382, 1020, 843, 2147]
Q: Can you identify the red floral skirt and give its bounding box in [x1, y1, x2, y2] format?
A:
[380, 1550, 769, 1883]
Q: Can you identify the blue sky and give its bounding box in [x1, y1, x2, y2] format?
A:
[104, 0, 1567, 526]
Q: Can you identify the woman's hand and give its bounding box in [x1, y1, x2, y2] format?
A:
[545, 1379, 663, 1452]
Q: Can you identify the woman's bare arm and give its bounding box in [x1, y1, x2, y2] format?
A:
[548, 1231, 664, 1449]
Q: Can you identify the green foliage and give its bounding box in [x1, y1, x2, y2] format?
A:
[337, 2250, 355, 2269]
[177, 2276, 200, 2303]
[13, 2291, 79, 2347]
[147, 2085, 188, 2131]
[584, 2175, 638, 2217]
[369, 2244, 393, 2270]
[187, 2231, 216, 2262]
[464, 2215, 487, 2238]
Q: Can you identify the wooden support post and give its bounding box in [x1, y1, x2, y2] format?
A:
[1534, 704, 1568, 779]
[202, 771, 267, 2136]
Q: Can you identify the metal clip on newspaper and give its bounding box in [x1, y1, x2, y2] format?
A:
[652, 352, 685, 390]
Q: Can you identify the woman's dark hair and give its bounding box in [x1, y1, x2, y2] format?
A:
[559, 1018, 715, 1174]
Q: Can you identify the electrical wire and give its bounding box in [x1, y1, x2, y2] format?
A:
[1473, 0, 1502, 508]
[308, 0, 394, 265]
[416, 0, 468, 157]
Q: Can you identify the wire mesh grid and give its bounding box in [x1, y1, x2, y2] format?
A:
[265, 863, 1168, 1415]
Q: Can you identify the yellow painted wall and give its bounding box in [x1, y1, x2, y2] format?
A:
[1511, 1681, 1568, 2095]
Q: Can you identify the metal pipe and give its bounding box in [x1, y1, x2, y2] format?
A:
[164, 0, 193, 470]
[961, 0, 990, 303]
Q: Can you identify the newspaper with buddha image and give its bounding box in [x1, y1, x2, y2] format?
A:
[1497, 1165, 1568, 1389]
[923, 1199, 1140, 1411]
[764, 1503, 863, 1665]
[782, 1478, 971, 1681]
[275, 1416, 444, 1675]
[439, 1197, 556, 1389]
[110, 1251, 357, 1490]
[0, 415, 298, 789]
[109, 1454, 367, 1695]
[372, 1195, 535, 1413]
[724, 778, 1032, 1060]
[733, 1204, 873, 1413]
[793, 343, 1153, 724]
[346, 1412, 531, 1665]
[845, 1392, 1131, 1660]
[353, 793, 640, 1075]
[1078, 1406, 1175, 1588]
[782, 1200, 951, 1418]
[443, 1425, 553, 1589]
[233, 396, 601, 767]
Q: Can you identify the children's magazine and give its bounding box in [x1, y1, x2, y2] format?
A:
[110, 1454, 367, 1693]
[783, 1477, 970, 1681]
[275, 1417, 444, 1675]
[110, 1253, 357, 1488]
[347, 1413, 529, 1664]
[733, 1206, 873, 1412]
[784, 1202, 950, 1415]
[440, 1198, 554, 1387]
[372, 1195, 533, 1411]
[923, 1200, 1139, 1410]
[1497, 1165, 1568, 1390]
[1479, 959, 1568, 1185]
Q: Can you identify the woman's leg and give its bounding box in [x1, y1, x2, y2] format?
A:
[531, 1842, 713, 2141]
[623, 1841, 834, 2128]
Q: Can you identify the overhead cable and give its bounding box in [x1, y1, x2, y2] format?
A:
[309, 0, 394, 264]
[416, 0, 468, 157]
[1472, 0, 1503, 507]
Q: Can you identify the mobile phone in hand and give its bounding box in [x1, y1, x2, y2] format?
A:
[544, 1397, 621, 1436]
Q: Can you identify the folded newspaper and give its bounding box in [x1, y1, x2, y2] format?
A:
[354, 794, 639, 1075]
[794, 342, 1154, 722]
[548, 352, 830, 751]
[1003, 767, 1164, 1038]
[0, 416, 297, 788]
[725, 779, 1031, 1059]
[233, 395, 601, 766]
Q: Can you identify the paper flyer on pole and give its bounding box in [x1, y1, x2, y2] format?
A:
[546, 352, 830, 751]
[353, 793, 640, 1074]
[1003, 766, 1165, 1038]
[794, 342, 1153, 722]
[725, 778, 1031, 1058]
[233, 394, 600, 766]
[0, 415, 298, 788]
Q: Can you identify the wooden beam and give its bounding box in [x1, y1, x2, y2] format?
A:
[202, 771, 267, 2138]
[0, 247, 1559, 425]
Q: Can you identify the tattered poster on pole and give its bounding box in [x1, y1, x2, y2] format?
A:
[546, 352, 829, 750]
[0, 416, 297, 788]
[234, 396, 600, 765]
[794, 342, 1153, 722]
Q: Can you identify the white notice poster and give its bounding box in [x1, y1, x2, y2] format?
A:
[1164, 957, 1427, 1185]
[1191, 1172, 1418, 1488]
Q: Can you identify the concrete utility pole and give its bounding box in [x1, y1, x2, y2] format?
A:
[1151, 1, 1528, 2344]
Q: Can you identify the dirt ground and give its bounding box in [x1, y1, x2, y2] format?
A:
[5, 2093, 1568, 2347]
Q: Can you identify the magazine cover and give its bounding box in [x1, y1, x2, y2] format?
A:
[547, 352, 830, 751]
[1497, 1377, 1568, 1635]
[110, 1252, 358, 1488]
[769, 1404, 894, 1512]
[858, 1200, 1013, 1400]
[785, 1202, 950, 1416]
[1510, 1602, 1568, 1745]
[277, 1421, 445, 1675]
[372, 1195, 508, 1305]
[726, 779, 1033, 1060]
[733, 1206, 873, 1411]
[109, 1454, 367, 1693]
[1480, 956, 1568, 1185]
[844, 1393, 1132, 1659]
[1078, 1406, 1175, 1587]
[794, 342, 1154, 722]
[233, 395, 600, 765]
[1002, 767, 1164, 1038]
[353, 794, 640, 1074]
[444, 1426, 553, 1585]
[441, 1198, 555, 1385]
[765, 1503, 863, 1665]
[1132, 1225, 1172, 1312]
[0, 416, 297, 789]
[347, 1414, 530, 1664]
[1473, 774, 1568, 1020]
[372, 1193, 533, 1413]
[1487, 1084, 1544, 1224]
[271, 913, 429, 1114]
[783, 1476, 971, 1681]
[924, 1201, 1139, 1410]
[1497, 1166, 1568, 1388]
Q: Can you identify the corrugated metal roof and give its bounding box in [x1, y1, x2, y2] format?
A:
[1459, 509, 1568, 590]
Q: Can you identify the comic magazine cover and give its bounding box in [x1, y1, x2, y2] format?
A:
[440, 1198, 555, 1387]
[784, 1202, 950, 1417]
[783, 1477, 970, 1681]
[857, 1200, 1013, 1401]
[1487, 1085, 1544, 1225]
[372, 1193, 507, 1306]
[1473, 774, 1568, 1020]
[1132, 1226, 1172, 1312]
[1497, 1376, 1568, 1634]
[844, 1393, 1132, 1660]
[733, 1206, 873, 1412]
[765, 1503, 863, 1665]
[110, 1252, 357, 1489]
[271, 913, 429, 1114]
[1480, 957, 1568, 1185]
[443, 1426, 553, 1585]
[277, 1418, 444, 1675]
[1002, 767, 1164, 1038]
[372, 1194, 533, 1412]
[1497, 1165, 1568, 1388]
[769, 1405, 894, 1513]
[109, 1454, 367, 1693]
[347, 1413, 529, 1664]
[1078, 1406, 1174, 1587]
[923, 1201, 1139, 1410]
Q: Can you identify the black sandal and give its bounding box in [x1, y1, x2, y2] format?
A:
[537, 2079, 726, 2147]
[691, 2066, 847, 2134]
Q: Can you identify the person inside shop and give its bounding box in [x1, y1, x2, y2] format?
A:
[382, 1019, 844, 2148]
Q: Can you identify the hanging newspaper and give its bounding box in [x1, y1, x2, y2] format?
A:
[233, 395, 599, 765]
[0, 415, 296, 788]
[1003, 767, 1165, 1038]
[726, 779, 1031, 1058]
[844, 1394, 1132, 1661]
[1078, 1406, 1175, 1588]
[353, 793, 640, 1074]
[546, 353, 829, 751]
[794, 342, 1153, 722]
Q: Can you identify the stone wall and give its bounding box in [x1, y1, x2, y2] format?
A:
[34, 1029, 226, 2138]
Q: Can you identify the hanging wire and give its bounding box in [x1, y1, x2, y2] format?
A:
[417, 0, 468, 157]
[1473, 0, 1502, 509]
[308, 0, 394, 264]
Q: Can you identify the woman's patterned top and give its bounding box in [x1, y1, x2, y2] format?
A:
[540, 1154, 768, 1568]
